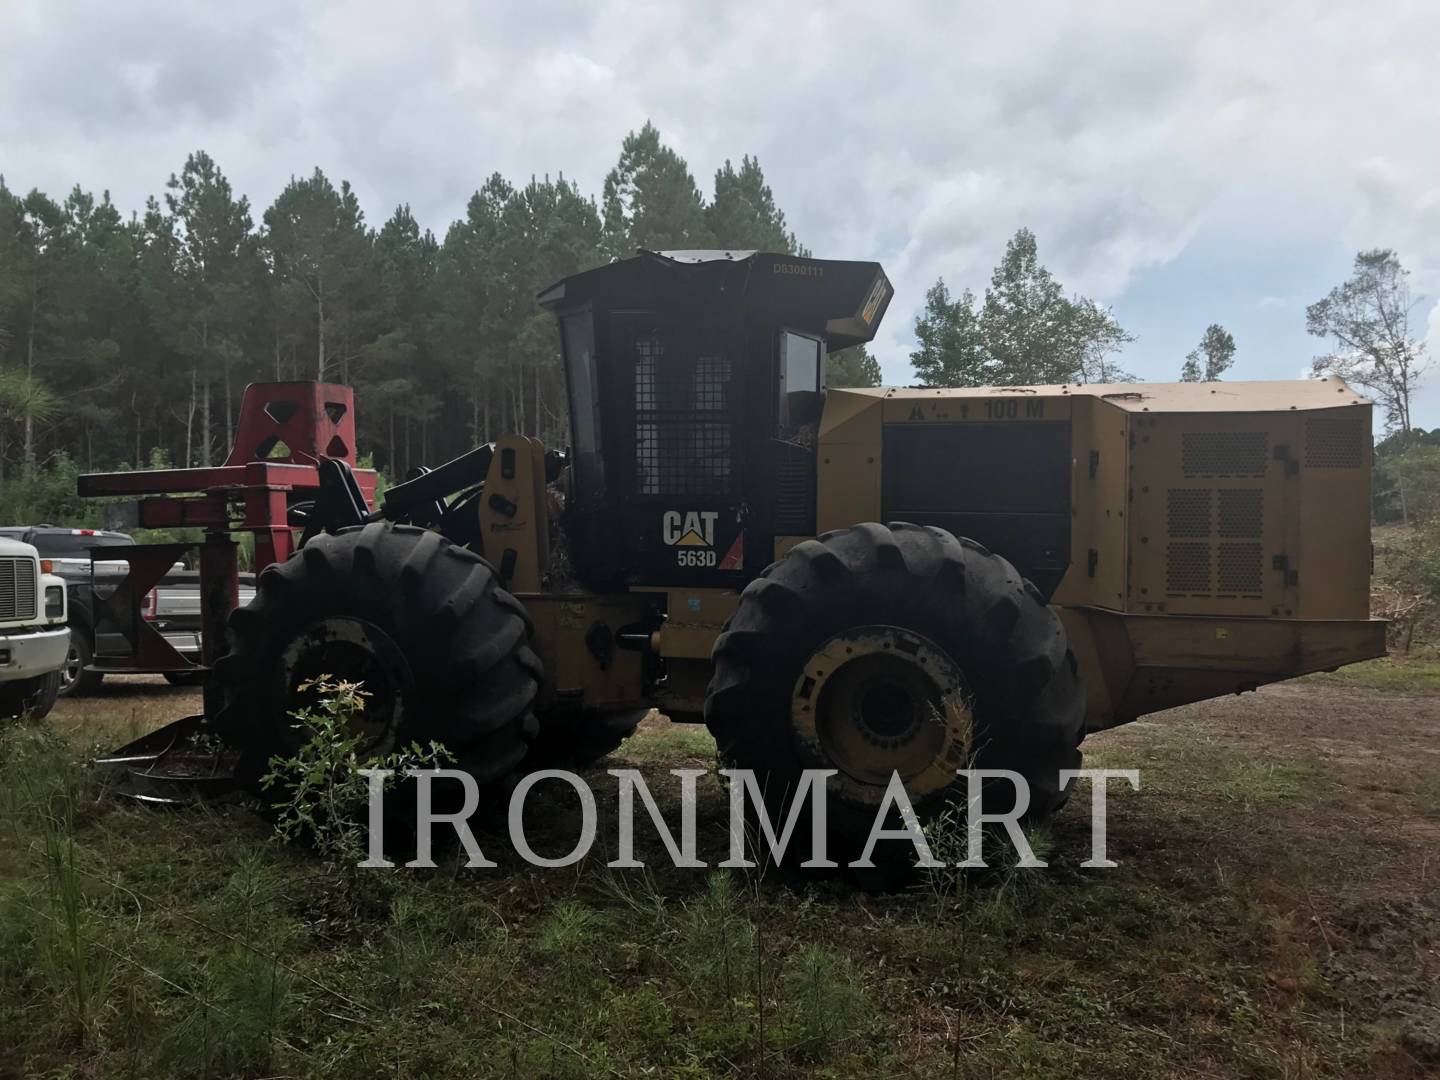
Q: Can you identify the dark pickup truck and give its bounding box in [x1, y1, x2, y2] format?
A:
[0, 526, 254, 696]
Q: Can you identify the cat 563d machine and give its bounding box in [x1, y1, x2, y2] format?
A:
[90, 249, 1386, 849]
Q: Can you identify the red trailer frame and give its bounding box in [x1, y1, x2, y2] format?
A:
[77, 381, 377, 695]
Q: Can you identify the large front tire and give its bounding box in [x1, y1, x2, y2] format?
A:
[213, 523, 541, 799]
[705, 522, 1085, 867]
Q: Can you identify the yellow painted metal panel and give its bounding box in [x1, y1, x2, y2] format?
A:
[817, 392, 883, 533]
[1053, 397, 1129, 609]
[523, 594, 649, 709]
[1127, 411, 1296, 617]
[857, 377, 1368, 414]
[638, 587, 739, 660]
[1296, 405, 1373, 619]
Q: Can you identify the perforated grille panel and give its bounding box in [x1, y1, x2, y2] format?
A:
[1166, 489, 1211, 538]
[1164, 487, 1266, 598]
[774, 440, 817, 534]
[1218, 489, 1263, 539]
[1145, 420, 1287, 610]
[1166, 542, 1211, 595]
[1182, 431, 1268, 476]
[633, 336, 733, 497]
[1218, 543, 1263, 596]
[1304, 417, 1364, 468]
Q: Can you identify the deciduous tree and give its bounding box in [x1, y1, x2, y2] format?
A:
[1179, 323, 1236, 382]
[910, 230, 1133, 387]
[1307, 249, 1429, 434]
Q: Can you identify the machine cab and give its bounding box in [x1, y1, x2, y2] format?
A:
[539, 250, 891, 591]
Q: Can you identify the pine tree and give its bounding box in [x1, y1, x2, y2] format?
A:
[601, 122, 711, 259]
[706, 156, 798, 252]
[498, 175, 604, 446]
[262, 168, 376, 384]
[434, 174, 514, 457]
[164, 151, 258, 464]
[364, 205, 439, 471]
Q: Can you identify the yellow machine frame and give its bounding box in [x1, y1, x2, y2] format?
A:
[482, 377, 1385, 733]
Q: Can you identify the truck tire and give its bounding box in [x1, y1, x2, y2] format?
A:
[0, 670, 61, 721]
[527, 708, 648, 768]
[57, 632, 103, 698]
[213, 522, 541, 803]
[705, 522, 1085, 869]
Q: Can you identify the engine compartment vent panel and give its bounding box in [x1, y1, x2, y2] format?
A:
[1218, 489, 1264, 539]
[1217, 542, 1264, 597]
[1182, 431, 1269, 477]
[1166, 489, 1212, 538]
[1166, 541, 1212, 596]
[1304, 417, 1365, 469]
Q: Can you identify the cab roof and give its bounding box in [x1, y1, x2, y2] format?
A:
[845, 378, 1370, 413]
[537, 249, 893, 350]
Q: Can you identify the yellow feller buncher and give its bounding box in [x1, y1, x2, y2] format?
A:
[89, 250, 1386, 859]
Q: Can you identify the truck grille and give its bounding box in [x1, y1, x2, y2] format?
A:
[0, 557, 39, 621]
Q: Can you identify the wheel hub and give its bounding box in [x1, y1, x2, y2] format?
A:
[60, 641, 83, 690]
[790, 626, 973, 806]
[278, 617, 412, 755]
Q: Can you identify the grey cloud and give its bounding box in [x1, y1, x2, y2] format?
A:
[2, 0, 1438, 400]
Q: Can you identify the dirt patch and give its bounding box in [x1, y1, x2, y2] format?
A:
[1087, 679, 1440, 1072]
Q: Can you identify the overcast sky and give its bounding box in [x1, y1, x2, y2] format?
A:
[4, 1, 1438, 425]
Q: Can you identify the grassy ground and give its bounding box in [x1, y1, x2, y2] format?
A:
[1302, 654, 1440, 693]
[2, 675, 1438, 1078]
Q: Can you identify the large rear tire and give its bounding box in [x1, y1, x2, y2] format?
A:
[705, 522, 1085, 868]
[213, 522, 541, 801]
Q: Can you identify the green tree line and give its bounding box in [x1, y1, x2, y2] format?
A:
[6, 115, 1430, 533]
[0, 122, 879, 501]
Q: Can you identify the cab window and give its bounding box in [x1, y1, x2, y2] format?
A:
[780, 331, 823, 429]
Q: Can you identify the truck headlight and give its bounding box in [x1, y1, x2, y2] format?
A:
[45, 585, 65, 619]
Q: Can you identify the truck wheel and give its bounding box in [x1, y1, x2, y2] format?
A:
[0, 671, 61, 721]
[705, 522, 1085, 868]
[213, 522, 541, 804]
[57, 633, 103, 698]
[163, 671, 207, 688]
[527, 708, 648, 768]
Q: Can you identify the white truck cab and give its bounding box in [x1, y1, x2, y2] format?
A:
[0, 534, 70, 720]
